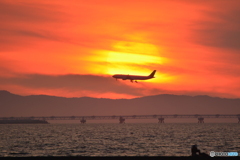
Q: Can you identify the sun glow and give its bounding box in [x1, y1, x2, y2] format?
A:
[113, 41, 160, 55]
[107, 41, 168, 75]
[106, 51, 162, 64]
[90, 40, 168, 76]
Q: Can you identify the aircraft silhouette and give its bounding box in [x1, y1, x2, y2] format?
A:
[112, 70, 156, 83]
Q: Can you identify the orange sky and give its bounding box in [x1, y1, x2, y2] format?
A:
[0, 0, 240, 99]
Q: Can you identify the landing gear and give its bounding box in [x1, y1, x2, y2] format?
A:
[130, 80, 138, 83]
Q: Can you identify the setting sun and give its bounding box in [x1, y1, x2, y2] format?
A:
[91, 40, 168, 76]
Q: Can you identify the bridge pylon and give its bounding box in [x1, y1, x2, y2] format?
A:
[119, 116, 125, 124]
[198, 117, 204, 123]
[80, 118, 86, 124]
[158, 118, 164, 123]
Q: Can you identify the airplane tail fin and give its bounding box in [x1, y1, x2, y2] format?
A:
[148, 70, 156, 78]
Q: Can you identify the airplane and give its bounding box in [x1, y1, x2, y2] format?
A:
[112, 70, 156, 83]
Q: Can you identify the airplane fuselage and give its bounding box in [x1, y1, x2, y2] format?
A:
[112, 70, 156, 83]
[112, 75, 152, 80]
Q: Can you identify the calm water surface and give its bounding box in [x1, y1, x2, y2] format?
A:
[0, 123, 239, 157]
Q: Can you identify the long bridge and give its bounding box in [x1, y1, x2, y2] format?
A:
[1, 114, 240, 123]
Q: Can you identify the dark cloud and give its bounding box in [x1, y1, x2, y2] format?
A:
[0, 1, 64, 22]
[1, 73, 239, 99]
[0, 74, 146, 96]
[1, 29, 51, 39]
[0, 28, 70, 44]
[0, 1, 71, 51]
[0, 1, 131, 52]
[192, 9, 240, 50]
[207, 63, 240, 77]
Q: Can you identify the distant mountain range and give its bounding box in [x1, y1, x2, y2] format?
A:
[0, 90, 240, 117]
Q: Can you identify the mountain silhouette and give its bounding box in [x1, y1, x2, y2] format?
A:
[0, 90, 240, 117]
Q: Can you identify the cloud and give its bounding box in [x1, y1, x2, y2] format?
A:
[1, 71, 240, 99]
[0, 1, 127, 53]
[192, 4, 240, 50]
[0, 74, 146, 97]
[1, 0, 240, 99]
[0, 1, 64, 22]
[0, 1, 71, 51]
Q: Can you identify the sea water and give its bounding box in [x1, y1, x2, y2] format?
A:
[0, 123, 239, 157]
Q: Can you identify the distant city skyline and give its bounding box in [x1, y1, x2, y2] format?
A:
[1, 0, 240, 99]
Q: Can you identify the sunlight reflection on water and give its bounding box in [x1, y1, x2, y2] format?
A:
[0, 123, 239, 157]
